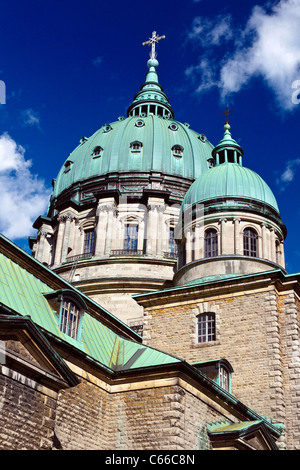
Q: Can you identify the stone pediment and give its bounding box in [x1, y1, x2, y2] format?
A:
[0, 314, 79, 391]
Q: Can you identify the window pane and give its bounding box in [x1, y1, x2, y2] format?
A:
[169, 227, 178, 255]
[60, 300, 79, 339]
[205, 229, 218, 257]
[124, 224, 138, 251]
[84, 230, 95, 254]
[243, 229, 257, 257]
[197, 313, 216, 343]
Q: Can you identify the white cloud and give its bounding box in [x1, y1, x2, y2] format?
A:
[187, 0, 300, 110]
[20, 108, 41, 128]
[188, 14, 233, 46]
[277, 158, 300, 188]
[0, 133, 51, 240]
[93, 56, 103, 67]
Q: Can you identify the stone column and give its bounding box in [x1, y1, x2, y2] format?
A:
[234, 218, 241, 254]
[61, 214, 74, 263]
[37, 230, 47, 263]
[220, 218, 227, 255]
[104, 204, 116, 256]
[156, 205, 165, 257]
[54, 215, 66, 266]
[146, 204, 157, 256]
[261, 222, 267, 259]
[185, 229, 193, 264]
[194, 223, 202, 260]
[270, 228, 276, 263]
[95, 204, 109, 256]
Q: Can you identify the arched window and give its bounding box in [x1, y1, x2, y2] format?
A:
[197, 313, 216, 343]
[243, 228, 257, 257]
[60, 299, 80, 339]
[204, 229, 218, 257]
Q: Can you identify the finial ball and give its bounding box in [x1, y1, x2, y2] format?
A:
[147, 58, 159, 69]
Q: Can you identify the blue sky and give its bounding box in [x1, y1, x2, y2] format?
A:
[0, 0, 299, 273]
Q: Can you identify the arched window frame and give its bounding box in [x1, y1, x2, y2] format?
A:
[204, 228, 218, 258]
[243, 227, 258, 257]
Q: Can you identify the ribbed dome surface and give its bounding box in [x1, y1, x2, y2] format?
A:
[182, 163, 279, 213]
[52, 115, 214, 198]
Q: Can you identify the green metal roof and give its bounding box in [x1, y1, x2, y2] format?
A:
[51, 115, 213, 199]
[51, 57, 214, 199]
[182, 162, 279, 213]
[0, 250, 181, 372]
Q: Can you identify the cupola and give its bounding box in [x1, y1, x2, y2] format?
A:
[175, 115, 287, 287]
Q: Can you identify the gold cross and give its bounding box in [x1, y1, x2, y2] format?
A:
[221, 106, 233, 124]
[142, 31, 166, 59]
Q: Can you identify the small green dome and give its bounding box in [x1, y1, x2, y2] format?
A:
[182, 162, 279, 213]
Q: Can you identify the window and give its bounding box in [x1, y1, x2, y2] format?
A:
[60, 300, 80, 339]
[130, 141, 143, 152]
[84, 230, 95, 256]
[172, 145, 183, 157]
[124, 224, 138, 252]
[220, 366, 230, 392]
[92, 146, 103, 158]
[169, 227, 177, 256]
[243, 228, 257, 257]
[205, 229, 218, 257]
[64, 160, 73, 172]
[197, 313, 216, 343]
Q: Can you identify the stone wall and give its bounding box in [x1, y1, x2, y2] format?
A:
[0, 368, 57, 450]
[141, 283, 300, 449]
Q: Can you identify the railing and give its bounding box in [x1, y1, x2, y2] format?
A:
[163, 251, 178, 259]
[66, 252, 94, 263]
[110, 250, 144, 256]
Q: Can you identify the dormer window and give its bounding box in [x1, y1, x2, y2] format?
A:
[172, 145, 183, 158]
[64, 160, 73, 172]
[60, 300, 80, 339]
[130, 141, 143, 153]
[43, 290, 87, 341]
[92, 146, 103, 158]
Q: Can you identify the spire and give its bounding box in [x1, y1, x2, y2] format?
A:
[212, 108, 244, 166]
[127, 31, 174, 119]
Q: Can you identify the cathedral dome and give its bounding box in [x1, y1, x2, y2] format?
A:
[51, 115, 213, 200]
[182, 162, 279, 213]
[51, 56, 213, 202]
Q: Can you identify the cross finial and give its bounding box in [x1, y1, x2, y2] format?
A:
[221, 105, 233, 124]
[142, 31, 166, 59]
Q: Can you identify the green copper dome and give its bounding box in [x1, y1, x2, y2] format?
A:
[51, 57, 214, 200]
[182, 121, 279, 213]
[182, 162, 279, 213]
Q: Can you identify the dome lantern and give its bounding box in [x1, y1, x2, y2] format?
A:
[212, 107, 244, 166]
